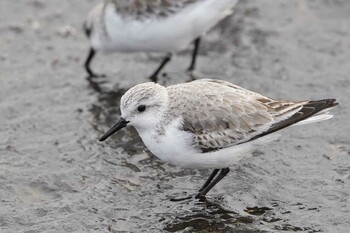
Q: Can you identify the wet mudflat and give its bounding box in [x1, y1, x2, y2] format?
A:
[1, 0, 349, 232]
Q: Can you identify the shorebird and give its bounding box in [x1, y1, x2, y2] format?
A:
[83, 0, 239, 81]
[99, 79, 338, 200]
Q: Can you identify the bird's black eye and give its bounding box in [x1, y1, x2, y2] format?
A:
[137, 105, 146, 112]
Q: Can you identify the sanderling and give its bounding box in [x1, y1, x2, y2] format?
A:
[99, 79, 338, 200]
[83, 0, 239, 81]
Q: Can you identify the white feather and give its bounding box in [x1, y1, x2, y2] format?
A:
[294, 113, 333, 126]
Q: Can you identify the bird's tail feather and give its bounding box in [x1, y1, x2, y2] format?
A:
[249, 99, 338, 142]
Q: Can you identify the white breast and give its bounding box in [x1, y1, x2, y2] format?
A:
[137, 118, 200, 167]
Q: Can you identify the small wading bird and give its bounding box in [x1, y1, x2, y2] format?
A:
[99, 79, 338, 201]
[83, 0, 239, 81]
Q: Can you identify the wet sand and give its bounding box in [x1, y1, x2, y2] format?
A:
[0, 0, 349, 232]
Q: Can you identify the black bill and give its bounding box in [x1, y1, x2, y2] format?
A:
[99, 117, 129, 141]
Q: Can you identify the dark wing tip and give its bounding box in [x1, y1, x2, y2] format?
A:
[248, 98, 338, 142]
[307, 98, 338, 110]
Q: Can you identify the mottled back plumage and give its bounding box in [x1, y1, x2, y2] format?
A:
[110, 0, 200, 20]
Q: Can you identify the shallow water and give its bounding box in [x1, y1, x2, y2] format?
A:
[1, 0, 350, 232]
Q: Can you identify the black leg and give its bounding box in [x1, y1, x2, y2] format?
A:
[187, 37, 201, 72]
[149, 53, 172, 82]
[170, 169, 219, 202]
[195, 168, 230, 199]
[84, 48, 105, 78]
[198, 169, 220, 192]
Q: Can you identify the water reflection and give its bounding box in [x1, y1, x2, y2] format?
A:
[162, 198, 318, 232]
[87, 77, 145, 154]
[163, 198, 258, 232]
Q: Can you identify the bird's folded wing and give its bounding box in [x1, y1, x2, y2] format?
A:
[168, 79, 307, 152]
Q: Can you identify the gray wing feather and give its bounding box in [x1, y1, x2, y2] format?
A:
[166, 79, 307, 152]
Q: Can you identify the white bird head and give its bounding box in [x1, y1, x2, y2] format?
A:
[99, 82, 168, 141]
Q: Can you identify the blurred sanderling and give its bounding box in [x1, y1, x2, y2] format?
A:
[83, 0, 239, 81]
[99, 79, 338, 200]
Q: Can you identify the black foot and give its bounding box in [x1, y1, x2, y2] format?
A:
[187, 66, 196, 73]
[149, 74, 158, 83]
[148, 53, 172, 83]
[84, 48, 105, 79]
[195, 193, 207, 201]
[170, 195, 193, 202]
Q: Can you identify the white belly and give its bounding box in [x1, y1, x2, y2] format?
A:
[135, 117, 268, 169]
